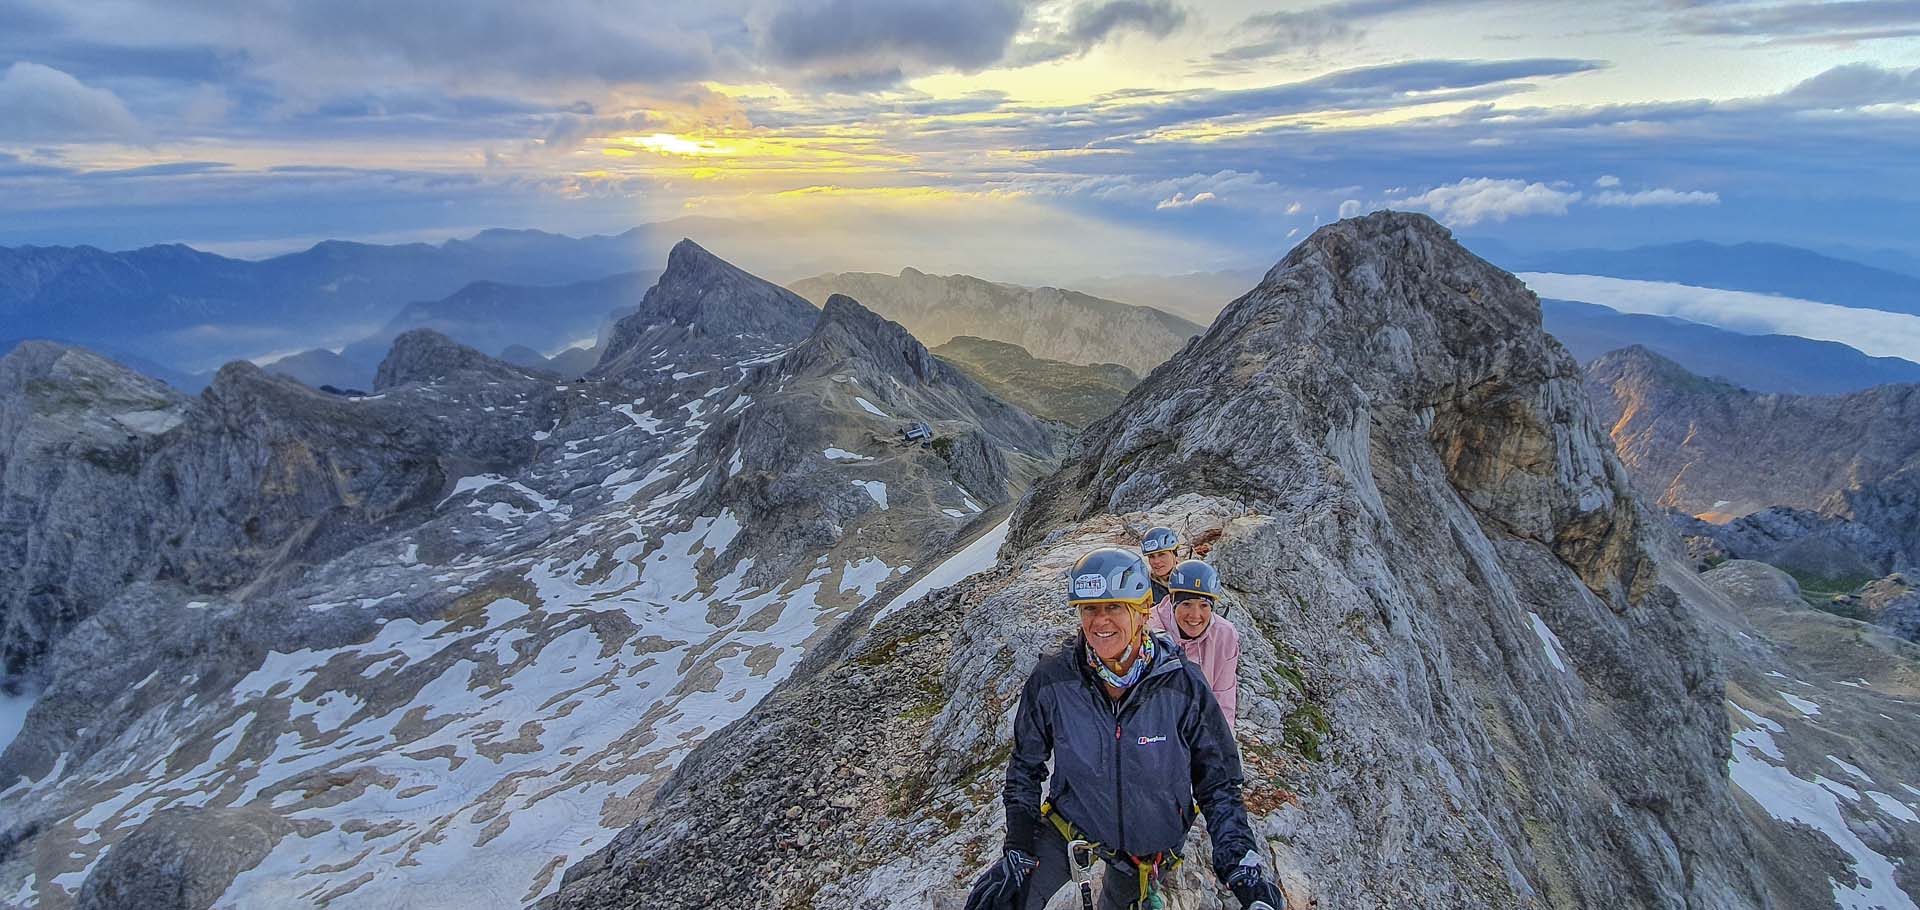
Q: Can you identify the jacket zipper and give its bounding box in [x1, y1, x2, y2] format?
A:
[1088, 640, 1184, 858]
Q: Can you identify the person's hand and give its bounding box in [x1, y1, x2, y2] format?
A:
[1227, 863, 1287, 910]
[963, 849, 1038, 910]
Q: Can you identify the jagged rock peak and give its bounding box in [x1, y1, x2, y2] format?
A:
[647, 238, 816, 337]
[373, 327, 526, 391]
[1017, 209, 1659, 603]
[593, 239, 819, 378]
[787, 293, 945, 383]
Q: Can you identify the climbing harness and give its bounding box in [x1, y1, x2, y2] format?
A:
[1044, 802, 1181, 910]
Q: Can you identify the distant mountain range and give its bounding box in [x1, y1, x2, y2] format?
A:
[789, 268, 1201, 376]
[1064, 268, 1265, 324]
[0, 228, 669, 371]
[1541, 298, 1920, 394]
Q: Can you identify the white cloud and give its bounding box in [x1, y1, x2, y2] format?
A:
[1284, 200, 1304, 215]
[1156, 190, 1216, 209]
[1594, 174, 1621, 187]
[1589, 188, 1720, 207]
[1391, 177, 1579, 225]
[0, 62, 140, 140]
[1519, 272, 1920, 363]
[1338, 198, 1364, 218]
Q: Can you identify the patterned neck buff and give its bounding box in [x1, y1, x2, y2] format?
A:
[1087, 631, 1155, 690]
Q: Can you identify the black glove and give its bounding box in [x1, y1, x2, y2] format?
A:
[963, 849, 1038, 910]
[1227, 863, 1287, 910]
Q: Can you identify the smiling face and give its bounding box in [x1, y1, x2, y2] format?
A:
[1173, 596, 1214, 638]
[1146, 550, 1177, 579]
[1078, 600, 1147, 665]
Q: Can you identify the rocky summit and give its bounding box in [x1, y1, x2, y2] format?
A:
[0, 242, 1053, 910]
[594, 239, 819, 382]
[535, 212, 1807, 908]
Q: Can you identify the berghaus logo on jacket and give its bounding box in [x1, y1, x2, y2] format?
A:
[1137, 735, 1168, 745]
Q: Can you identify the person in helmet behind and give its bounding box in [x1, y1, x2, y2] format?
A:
[964, 547, 1286, 910]
[1140, 526, 1181, 605]
[1151, 559, 1241, 732]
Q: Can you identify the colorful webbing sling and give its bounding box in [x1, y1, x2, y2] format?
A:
[1040, 801, 1182, 910]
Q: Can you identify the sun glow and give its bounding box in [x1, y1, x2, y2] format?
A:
[624, 133, 731, 156]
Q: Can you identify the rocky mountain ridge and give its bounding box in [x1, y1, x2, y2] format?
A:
[1586, 345, 1920, 583]
[538, 212, 1835, 909]
[0, 240, 1055, 909]
[788, 267, 1201, 376]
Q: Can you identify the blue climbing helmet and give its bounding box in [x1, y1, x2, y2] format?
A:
[1140, 526, 1180, 555]
[1067, 547, 1154, 608]
[1167, 559, 1222, 602]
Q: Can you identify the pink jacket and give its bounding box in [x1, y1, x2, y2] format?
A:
[1150, 597, 1240, 731]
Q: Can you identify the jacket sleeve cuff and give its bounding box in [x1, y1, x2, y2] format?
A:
[1005, 808, 1041, 855]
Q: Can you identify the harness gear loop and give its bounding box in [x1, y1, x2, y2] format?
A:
[1042, 802, 1182, 910]
[1068, 838, 1096, 910]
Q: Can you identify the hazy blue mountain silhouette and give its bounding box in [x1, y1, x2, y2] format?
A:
[1499, 240, 1920, 316]
[0, 228, 666, 371]
[1541, 299, 1920, 394]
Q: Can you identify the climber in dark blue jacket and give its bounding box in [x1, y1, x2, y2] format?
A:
[965, 546, 1286, 910]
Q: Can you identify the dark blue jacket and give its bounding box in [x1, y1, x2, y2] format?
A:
[1003, 630, 1256, 880]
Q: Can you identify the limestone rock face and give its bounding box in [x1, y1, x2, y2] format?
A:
[1586, 346, 1920, 571]
[788, 267, 1201, 376]
[73, 807, 293, 910]
[536, 213, 1781, 909]
[0, 342, 190, 677]
[0, 333, 563, 680]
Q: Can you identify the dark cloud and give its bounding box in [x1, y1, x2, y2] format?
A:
[981, 57, 1607, 148]
[1213, 0, 1491, 63]
[1066, 0, 1190, 44]
[1778, 63, 1920, 107]
[272, 0, 725, 86]
[0, 38, 249, 85]
[761, 0, 1027, 84]
[1012, 0, 1192, 65]
[1671, 0, 1920, 42]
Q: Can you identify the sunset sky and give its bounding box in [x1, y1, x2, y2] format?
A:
[3, 0, 1917, 279]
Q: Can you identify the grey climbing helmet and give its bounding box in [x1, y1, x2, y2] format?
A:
[1140, 526, 1180, 555]
[1067, 547, 1154, 606]
[1167, 559, 1221, 601]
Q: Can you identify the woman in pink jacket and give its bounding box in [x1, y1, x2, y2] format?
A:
[1151, 559, 1240, 732]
